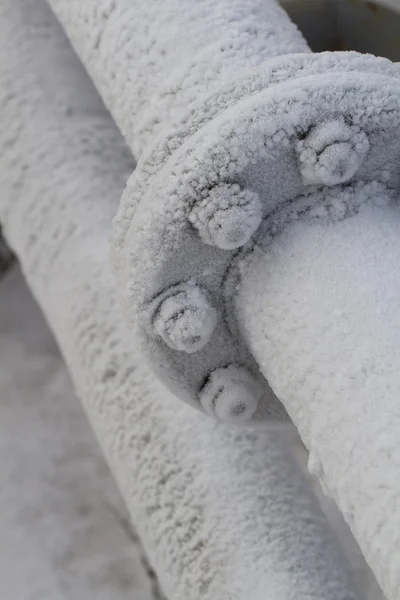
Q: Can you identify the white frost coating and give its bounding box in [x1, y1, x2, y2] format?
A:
[45, 0, 311, 406]
[200, 366, 262, 423]
[189, 184, 262, 249]
[255, 180, 394, 236]
[39, 1, 400, 595]
[47, 0, 308, 156]
[48, 0, 400, 409]
[153, 285, 217, 353]
[296, 120, 370, 186]
[236, 201, 400, 600]
[0, 2, 363, 599]
[0, 268, 158, 600]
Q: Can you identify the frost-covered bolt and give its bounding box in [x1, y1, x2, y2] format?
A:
[153, 285, 217, 353]
[296, 119, 369, 186]
[199, 365, 262, 423]
[189, 183, 262, 250]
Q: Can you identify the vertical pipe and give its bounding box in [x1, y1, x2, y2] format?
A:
[235, 202, 400, 600]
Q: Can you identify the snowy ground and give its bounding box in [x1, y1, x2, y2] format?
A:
[0, 264, 384, 599]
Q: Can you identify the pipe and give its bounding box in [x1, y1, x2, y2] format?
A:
[234, 200, 400, 600]
[46, 0, 310, 416]
[44, 1, 400, 594]
[0, 266, 157, 600]
[0, 0, 362, 598]
[48, 0, 400, 430]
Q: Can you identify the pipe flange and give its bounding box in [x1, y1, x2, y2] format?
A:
[114, 54, 400, 423]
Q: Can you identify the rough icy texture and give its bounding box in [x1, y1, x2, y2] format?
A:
[45, 0, 310, 411]
[199, 365, 262, 423]
[153, 284, 217, 353]
[189, 183, 263, 250]
[117, 64, 400, 413]
[48, 0, 400, 415]
[236, 202, 400, 600]
[1, 268, 385, 600]
[296, 119, 370, 186]
[0, 1, 362, 598]
[47, 0, 308, 156]
[40, 0, 400, 595]
[0, 267, 160, 600]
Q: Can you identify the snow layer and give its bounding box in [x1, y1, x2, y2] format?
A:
[236, 202, 400, 600]
[0, 266, 160, 600]
[0, 1, 362, 598]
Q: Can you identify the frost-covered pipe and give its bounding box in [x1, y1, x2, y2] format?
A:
[0, 1, 362, 599]
[48, 0, 400, 427]
[43, 2, 400, 595]
[234, 202, 400, 600]
[44, 4, 400, 593]
[47, 0, 309, 157]
[0, 267, 157, 600]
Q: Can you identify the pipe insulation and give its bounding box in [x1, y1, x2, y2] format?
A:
[0, 0, 362, 599]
